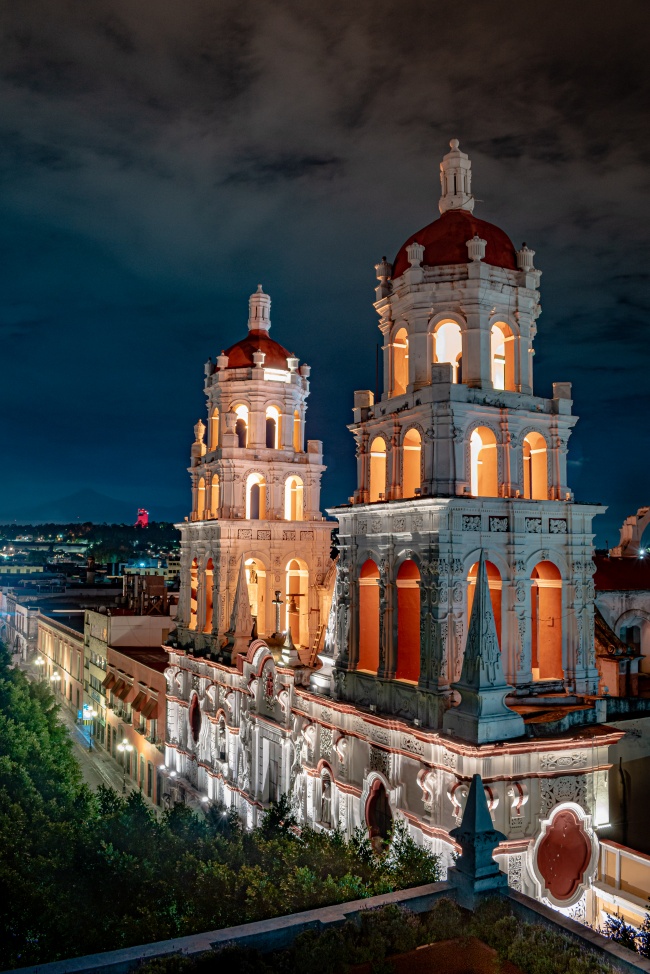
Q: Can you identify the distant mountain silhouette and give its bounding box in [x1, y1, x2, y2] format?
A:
[0, 488, 186, 525]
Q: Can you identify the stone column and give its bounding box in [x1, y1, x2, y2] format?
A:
[388, 419, 402, 500]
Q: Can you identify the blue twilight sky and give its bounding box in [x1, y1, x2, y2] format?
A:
[0, 0, 648, 545]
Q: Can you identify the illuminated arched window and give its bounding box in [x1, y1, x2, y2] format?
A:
[293, 410, 302, 452]
[392, 327, 409, 396]
[433, 320, 463, 383]
[491, 322, 515, 391]
[234, 404, 248, 448]
[246, 473, 266, 520]
[285, 558, 308, 647]
[266, 406, 280, 449]
[402, 428, 421, 498]
[523, 432, 548, 500]
[285, 476, 304, 521]
[396, 560, 420, 682]
[203, 558, 214, 633]
[531, 562, 563, 681]
[467, 561, 502, 647]
[470, 427, 498, 497]
[210, 473, 220, 517]
[196, 477, 206, 519]
[246, 558, 267, 636]
[358, 559, 380, 673]
[209, 407, 219, 450]
[369, 436, 387, 502]
[189, 558, 198, 630]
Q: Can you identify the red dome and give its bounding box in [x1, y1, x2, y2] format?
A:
[392, 209, 518, 278]
[222, 329, 292, 370]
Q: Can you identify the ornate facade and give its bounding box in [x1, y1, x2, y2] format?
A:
[164, 142, 622, 922]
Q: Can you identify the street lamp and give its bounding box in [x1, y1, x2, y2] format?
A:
[34, 657, 45, 681]
[49, 672, 61, 692]
[117, 740, 134, 793]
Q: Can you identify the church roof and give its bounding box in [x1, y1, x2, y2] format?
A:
[221, 330, 293, 371]
[392, 208, 518, 279]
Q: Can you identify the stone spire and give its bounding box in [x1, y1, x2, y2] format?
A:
[248, 284, 271, 333]
[439, 139, 474, 214]
[443, 551, 525, 744]
[448, 773, 508, 907]
[228, 556, 254, 657]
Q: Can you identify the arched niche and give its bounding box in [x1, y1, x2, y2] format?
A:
[210, 473, 220, 517]
[523, 432, 548, 500]
[402, 428, 422, 498]
[246, 473, 267, 519]
[369, 436, 387, 502]
[203, 558, 214, 633]
[189, 558, 198, 630]
[531, 561, 563, 681]
[285, 557, 309, 648]
[433, 319, 463, 384]
[490, 321, 515, 391]
[358, 558, 380, 673]
[366, 778, 393, 846]
[265, 405, 280, 449]
[209, 406, 219, 450]
[234, 404, 248, 448]
[246, 557, 267, 636]
[285, 476, 304, 521]
[196, 476, 206, 519]
[392, 326, 409, 396]
[467, 560, 502, 647]
[396, 559, 420, 682]
[470, 426, 498, 497]
[189, 693, 201, 744]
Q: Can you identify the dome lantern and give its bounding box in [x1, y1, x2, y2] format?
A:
[439, 138, 474, 215]
[248, 284, 271, 333]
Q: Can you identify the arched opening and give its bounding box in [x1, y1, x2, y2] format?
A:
[470, 427, 498, 497]
[320, 771, 333, 827]
[433, 320, 463, 384]
[217, 717, 227, 762]
[234, 404, 248, 448]
[490, 322, 515, 391]
[209, 406, 219, 450]
[285, 476, 304, 521]
[189, 558, 198, 630]
[285, 558, 309, 647]
[369, 436, 387, 502]
[366, 779, 393, 845]
[358, 559, 380, 673]
[396, 560, 420, 682]
[196, 477, 206, 519]
[531, 561, 563, 681]
[392, 327, 409, 396]
[293, 410, 302, 452]
[245, 558, 267, 636]
[402, 428, 422, 498]
[266, 406, 280, 449]
[203, 558, 214, 633]
[467, 561, 503, 647]
[246, 473, 267, 520]
[189, 694, 201, 744]
[523, 432, 548, 500]
[210, 473, 220, 517]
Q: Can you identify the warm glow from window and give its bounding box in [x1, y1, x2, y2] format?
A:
[402, 428, 421, 498]
[246, 472, 266, 519]
[209, 407, 219, 450]
[293, 410, 302, 452]
[491, 322, 515, 391]
[265, 406, 280, 449]
[285, 476, 304, 520]
[393, 327, 409, 396]
[234, 404, 248, 448]
[523, 432, 548, 500]
[433, 320, 463, 383]
[210, 473, 220, 517]
[196, 477, 206, 518]
[470, 427, 498, 497]
[369, 436, 387, 502]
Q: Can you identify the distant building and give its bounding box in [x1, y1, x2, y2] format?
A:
[37, 613, 85, 717]
[136, 509, 149, 528]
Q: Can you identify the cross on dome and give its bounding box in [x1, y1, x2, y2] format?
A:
[248, 284, 271, 333]
[439, 138, 474, 215]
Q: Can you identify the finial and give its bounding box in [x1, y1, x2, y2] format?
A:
[439, 139, 475, 215]
[248, 284, 271, 333]
[516, 243, 536, 272]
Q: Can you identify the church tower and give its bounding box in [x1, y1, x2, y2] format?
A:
[175, 286, 333, 662]
[329, 139, 601, 724]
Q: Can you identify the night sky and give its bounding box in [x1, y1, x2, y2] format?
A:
[1, 1, 648, 545]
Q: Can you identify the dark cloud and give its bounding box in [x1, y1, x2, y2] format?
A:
[0, 0, 647, 542]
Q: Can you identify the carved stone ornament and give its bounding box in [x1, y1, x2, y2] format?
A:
[462, 515, 481, 531]
[525, 518, 542, 533]
[489, 516, 508, 533]
[549, 519, 567, 534]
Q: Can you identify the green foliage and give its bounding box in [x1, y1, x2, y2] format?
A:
[0, 643, 441, 969]
[138, 897, 618, 974]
